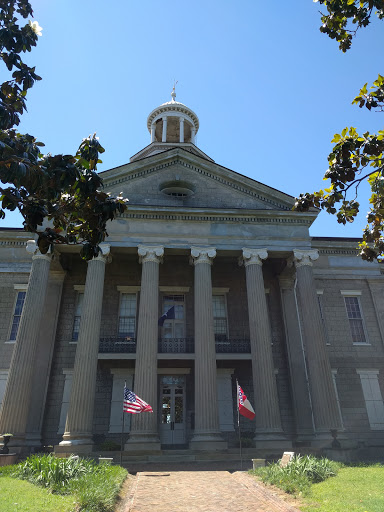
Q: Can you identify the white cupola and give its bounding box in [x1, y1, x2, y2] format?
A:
[147, 86, 199, 144]
[130, 88, 213, 162]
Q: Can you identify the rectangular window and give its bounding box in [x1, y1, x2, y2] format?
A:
[118, 293, 137, 339]
[161, 295, 185, 339]
[357, 370, 384, 430]
[72, 292, 84, 341]
[213, 295, 228, 341]
[9, 291, 26, 341]
[344, 295, 367, 344]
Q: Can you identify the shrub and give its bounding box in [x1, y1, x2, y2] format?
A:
[68, 464, 127, 512]
[14, 454, 94, 491]
[251, 454, 340, 496]
[10, 454, 128, 512]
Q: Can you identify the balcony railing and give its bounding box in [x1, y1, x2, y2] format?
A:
[158, 337, 195, 353]
[215, 339, 251, 353]
[99, 337, 251, 354]
[99, 337, 137, 353]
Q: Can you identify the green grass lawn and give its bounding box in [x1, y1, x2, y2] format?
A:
[301, 466, 384, 512]
[0, 476, 75, 512]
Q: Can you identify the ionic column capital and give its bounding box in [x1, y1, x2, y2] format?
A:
[240, 248, 268, 267]
[138, 245, 164, 264]
[26, 240, 53, 262]
[190, 247, 216, 266]
[292, 249, 319, 268]
[92, 243, 111, 264]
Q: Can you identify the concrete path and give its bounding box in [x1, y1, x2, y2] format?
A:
[124, 470, 301, 512]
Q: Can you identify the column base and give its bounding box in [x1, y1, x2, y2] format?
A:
[125, 432, 161, 452]
[55, 443, 94, 455]
[58, 432, 94, 453]
[189, 432, 227, 451]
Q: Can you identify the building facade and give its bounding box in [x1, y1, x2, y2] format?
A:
[1, 92, 384, 459]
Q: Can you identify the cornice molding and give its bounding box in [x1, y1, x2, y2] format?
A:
[0, 239, 29, 247]
[118, 210, 312, 226]
[318, 248, 359, 256]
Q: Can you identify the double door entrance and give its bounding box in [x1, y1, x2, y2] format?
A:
[160, 376, 186, 446]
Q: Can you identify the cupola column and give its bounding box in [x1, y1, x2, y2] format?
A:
[292, 249, 342, 434]
[162, 116, 167, 142]
[126, 245, 164, 450]
[190, 247, 226, 450]
[150, 123, 156, 142]
[240, 249, 286, 444]
[191, 126, 196, 144]
[179, 117, 184, 143]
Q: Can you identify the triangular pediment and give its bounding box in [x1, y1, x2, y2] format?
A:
[101, 148, 295, 212]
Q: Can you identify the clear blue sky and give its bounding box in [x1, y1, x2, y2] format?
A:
[2, 0, 384, 238]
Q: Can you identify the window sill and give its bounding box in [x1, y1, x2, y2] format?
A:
[353, 342, 371, 346]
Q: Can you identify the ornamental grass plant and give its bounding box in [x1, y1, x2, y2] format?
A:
[1, 454, 128, 512]
[251, 454, 340, 496]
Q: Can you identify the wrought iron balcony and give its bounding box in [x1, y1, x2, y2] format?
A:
[99, 337, 137, 353]
[98, 337, 250, 354]
[215, 339, 251, 353]
[158, 337, 195, 353]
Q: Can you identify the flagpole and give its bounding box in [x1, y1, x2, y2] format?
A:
[121, 381, 126, 466]
[236, 379, 243, 470]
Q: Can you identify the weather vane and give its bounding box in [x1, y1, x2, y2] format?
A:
[171, 80, 178, 100]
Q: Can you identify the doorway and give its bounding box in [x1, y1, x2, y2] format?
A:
[160, 376, 186, 446]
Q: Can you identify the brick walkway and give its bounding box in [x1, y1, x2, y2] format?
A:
[124, 470, 301, 512]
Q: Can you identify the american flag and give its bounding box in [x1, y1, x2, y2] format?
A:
[123, 386, 153, 414]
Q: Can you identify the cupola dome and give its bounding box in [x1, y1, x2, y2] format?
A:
[129, 89, 214, 163]
[147, 87, 199, 144]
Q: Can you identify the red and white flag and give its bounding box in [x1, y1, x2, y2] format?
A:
[237, 382, 255, 420]
[123, 386, 153, 414]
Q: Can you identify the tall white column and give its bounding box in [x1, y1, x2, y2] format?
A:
[59, 244, 111, 450]
[151, 123, 156, 142]
[190, 247, 226, 450]
[162, 117, 167, 142]
[126, 245, 163, 450]
[278, 269, 314, 437]
[0, 241, 52, 449]
[191, 126, 196, 144]
[179, 117, 184, 143]
[241, 249, 284, 441]
[293, 249, 342, 434]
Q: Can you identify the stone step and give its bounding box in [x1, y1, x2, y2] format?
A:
[148, 454, 196, 462]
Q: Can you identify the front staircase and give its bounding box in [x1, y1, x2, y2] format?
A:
[94, 448, 269, 471]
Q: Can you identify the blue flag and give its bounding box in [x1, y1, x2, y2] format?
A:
[158, 306, 175, 326]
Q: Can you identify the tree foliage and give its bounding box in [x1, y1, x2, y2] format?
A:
[294, 1, 384, 261]
[0, 0, 127, 260]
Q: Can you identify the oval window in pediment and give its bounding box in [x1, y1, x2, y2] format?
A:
[160, 181, 194, 198]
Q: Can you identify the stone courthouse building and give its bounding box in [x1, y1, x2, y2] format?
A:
[1, 91, 384, 459]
